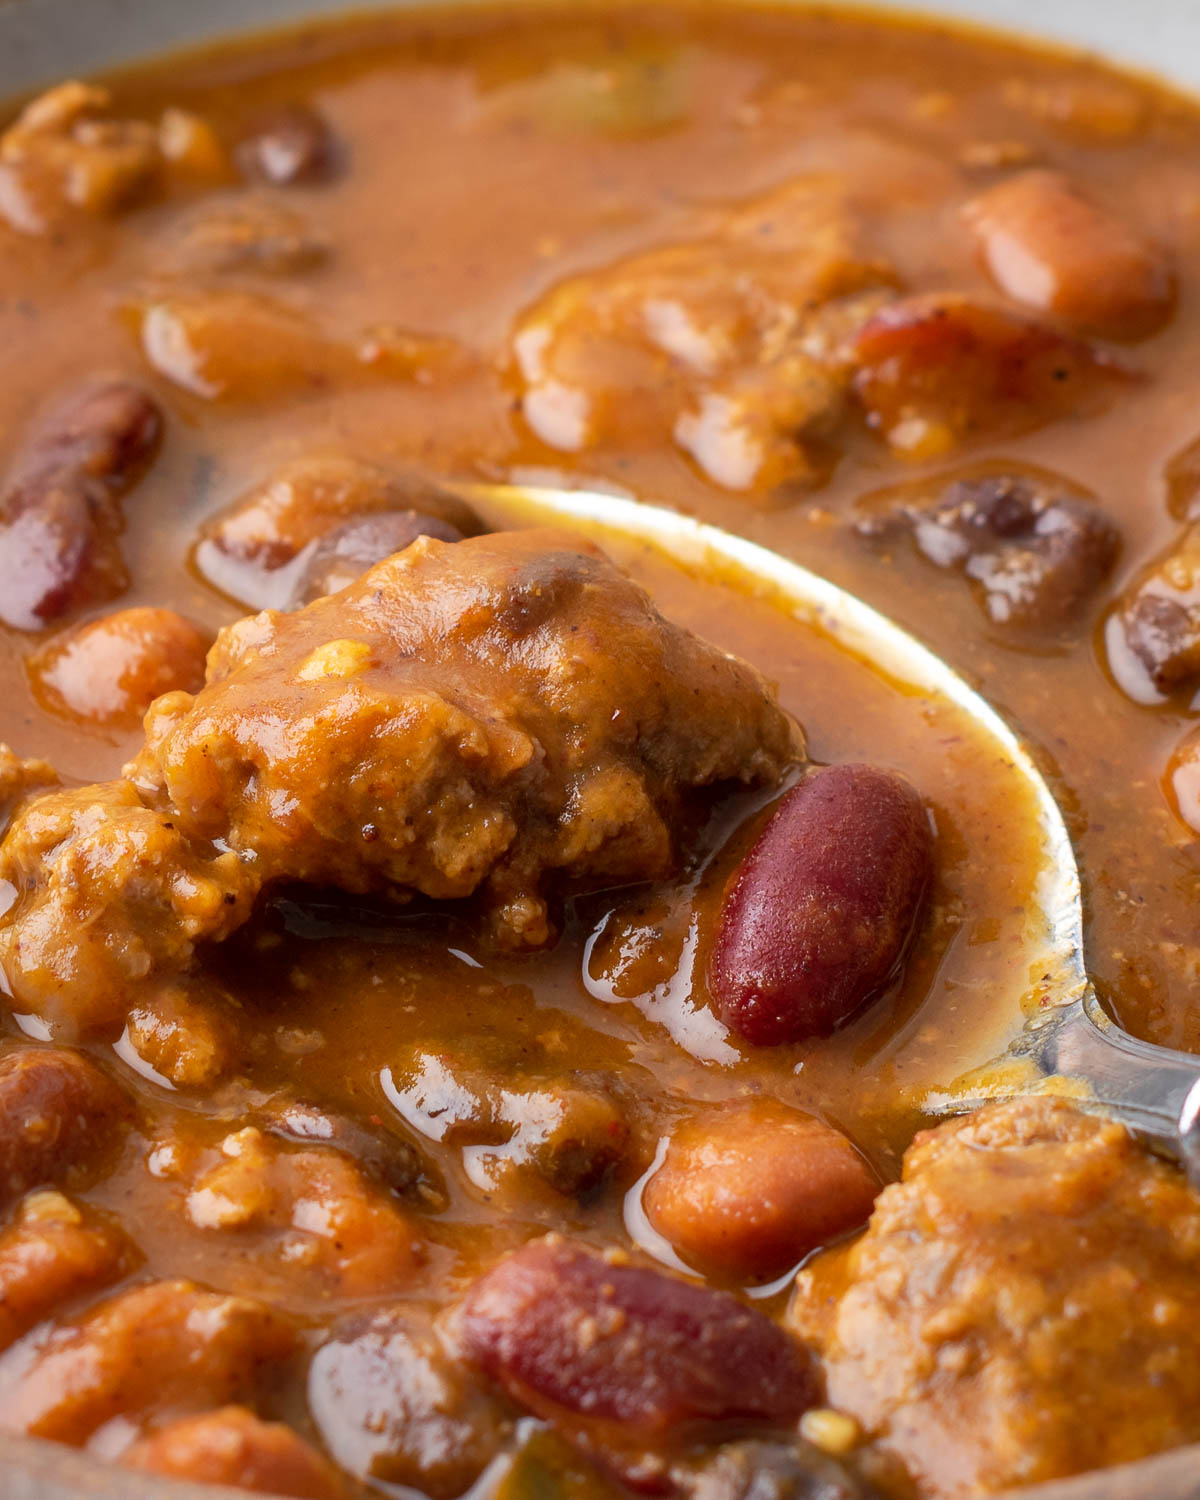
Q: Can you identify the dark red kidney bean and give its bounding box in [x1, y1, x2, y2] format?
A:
[709, 764, 933, 1046]
[12, 381, 162, 495]
[0, 1047, 134, 1205]
[0, 489, 100, 632]
[288, 511, 465, 606]
[0, 381, 162, 629]
[236, 105, 339, 186]
[456, 1235, 817, 1434]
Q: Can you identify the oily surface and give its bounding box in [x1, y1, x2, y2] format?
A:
[2, 5, 1200, 1499]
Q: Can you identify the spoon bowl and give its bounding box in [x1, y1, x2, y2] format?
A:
[465, 481, 1200, 1182]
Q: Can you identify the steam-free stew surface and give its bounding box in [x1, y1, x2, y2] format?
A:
[3, 5, 1200, 1499]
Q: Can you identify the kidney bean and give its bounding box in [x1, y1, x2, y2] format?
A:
[853, 468, 1120, 631]
[123, 1407, 346, 1498]
[0, 380, 162, 630]
[308, 1308, 510, 1498]
[288, 510, 466, 605]
[0, 488, 119, 632]
[965, 170, 1173, 341]
[0, 1048, 134, 1205]
[643, 1100, 880, 1282]
[848, 293, 1129, 459]
[28, 607, 211, 730]
[236, 104, 340, 186]
[709, 765, 933, 1046]
[456, 1235, 817, 1435]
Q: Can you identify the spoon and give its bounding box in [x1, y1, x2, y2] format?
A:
[462, 480, 1200, 1186]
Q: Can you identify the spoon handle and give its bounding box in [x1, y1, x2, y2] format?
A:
[1032, 991, 1200, 1187]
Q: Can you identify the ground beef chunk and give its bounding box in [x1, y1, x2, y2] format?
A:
[511, 177, 895, 496]
[854, 468, 1120, 629]
[260, 1094, 438, 1206]
[0, 746, 57, 838]
[789, 1097, 1200, 1499]
[0, 81, 226, 235]
[135, 529, 794, 944]
[124, 981, 245, 1090]
[0, 83, 160, 233]
[0, 781, 256, 1035]
[2, 529, 795, 1033]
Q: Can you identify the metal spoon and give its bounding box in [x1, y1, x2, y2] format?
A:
[463, 480, 1200, 1185]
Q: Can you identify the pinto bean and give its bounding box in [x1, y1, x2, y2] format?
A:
[0, 1047, 133, 1205]
[123, 1407, 346, 1498]
[965, 170, 1173, 341]
[709, 765, 933, 1046]
[643, 1101, 880, 1282]
[0, 380, 162, 630]
[137, 290, 355, 403]
[28, 607, 210, 730]
[848, 294, 1129, 459]
[456, 1235, 817, 1437]
[161, 199, 328, 276]
[308, 1308, 511, 1498]
[236, 104, 340, 186]
[0, 1279, 296, 1444]
[184, 1126, 425, 1298]
[288, 511, 467, 605]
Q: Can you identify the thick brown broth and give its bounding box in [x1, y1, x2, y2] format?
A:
[2, 2, 1199, 1044]
[3, 5, 1200, 1497]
